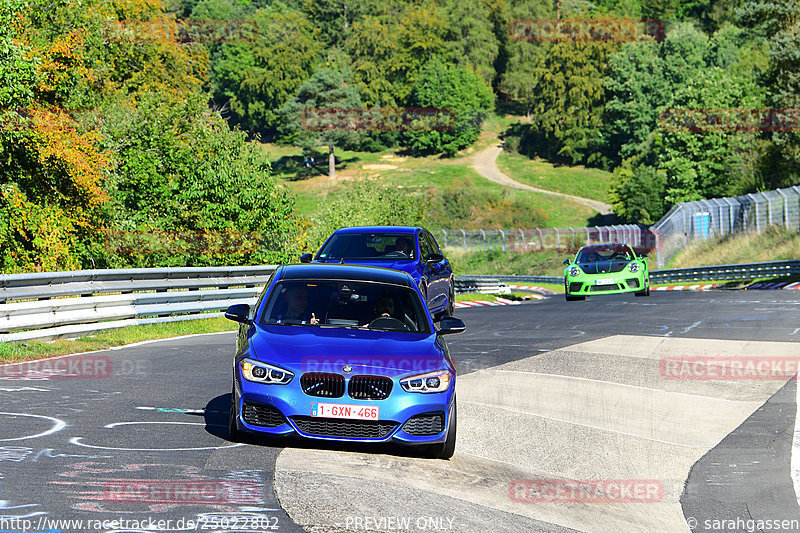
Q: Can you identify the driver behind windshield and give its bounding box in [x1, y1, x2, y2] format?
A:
[369, 292, 418, 331]
[394, 237, 413, 257]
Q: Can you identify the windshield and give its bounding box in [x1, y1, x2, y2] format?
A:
[316, 232, 416, 261]
[259, 279, 430, 333]
[576, 244, 635, 263]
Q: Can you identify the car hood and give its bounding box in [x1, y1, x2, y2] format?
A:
[313, 258, 419, 277]
[249, 325, 447, 378]
[577, 260, 630, 275]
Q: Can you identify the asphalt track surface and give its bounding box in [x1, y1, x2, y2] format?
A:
[0, 290, 799, 533]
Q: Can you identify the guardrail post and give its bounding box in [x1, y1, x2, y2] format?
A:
[537, 229, 544, 249]
[764, 192, 773, 228]
[441, 229, 448, 248]
[777, 189, 790, 229]
[480, 229, 487, 250]
[461, 229, 466, 249]
[517, 229, 525, 251]
[498, 229, 506, 252]
[748, 194, 761, 234]
[585, 227, 590, 245]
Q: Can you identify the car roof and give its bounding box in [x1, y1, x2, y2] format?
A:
[580, 243, 633, 251]
[330, 226, 420, 235]
[276, 264, 415, 287]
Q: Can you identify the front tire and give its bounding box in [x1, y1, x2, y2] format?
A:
[566, 294, 585, 301]
[446, 283, 455, 317]
[228, 382, 243, 442]
[428, 398, 457, 460]
[635, 279, 650, 297]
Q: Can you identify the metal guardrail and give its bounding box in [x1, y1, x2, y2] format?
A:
[454, 278, 510, 294]
[2, 260, 797, 342]
[456, 260, 800, 288]
[0, 266, 278, 342]
[649, 260, 800, 283]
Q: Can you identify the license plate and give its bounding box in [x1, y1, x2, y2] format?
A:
[594, 279, 615, 286]
[311, 403, 379, 420]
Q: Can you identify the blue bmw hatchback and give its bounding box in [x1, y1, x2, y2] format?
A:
[300, 226, 455, 320]
[225, 264, 465, 459]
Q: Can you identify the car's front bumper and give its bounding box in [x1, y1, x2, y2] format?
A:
[565, 273, 648, 295]
[234, 374, 455, 445]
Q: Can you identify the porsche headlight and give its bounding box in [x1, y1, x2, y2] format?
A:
[240, 358, 293, 384]
[628, 262, 640, 273]
[400, 370, 451, 393]
[569, 267, 580, 277]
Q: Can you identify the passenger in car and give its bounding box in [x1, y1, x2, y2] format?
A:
[277, 286, 319, 325]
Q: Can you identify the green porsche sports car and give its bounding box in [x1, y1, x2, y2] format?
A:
[563, 243, 650, 301]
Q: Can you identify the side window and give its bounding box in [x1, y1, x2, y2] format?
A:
[426, 232, 442, 253]
[418, 233, 434, 260]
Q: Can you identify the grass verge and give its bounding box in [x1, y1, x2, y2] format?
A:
[668, 226, 800, 268]
[448, 248, 570, 277]
[496, 150, 613, 203]
[0, 316, 236, 362]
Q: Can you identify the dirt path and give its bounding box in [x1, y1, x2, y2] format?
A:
[472, 143, 613, 215]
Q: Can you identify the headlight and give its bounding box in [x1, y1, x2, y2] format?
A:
[569, 267, 580, 277]
[400, 370, 451, 393]
[240, 358, 293, 384]
[628, 262, 639, 273]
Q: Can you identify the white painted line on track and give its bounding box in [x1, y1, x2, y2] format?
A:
[489, 369, 752, 403]
[793, 376, 800, 508]
[459, 399, 710, 449]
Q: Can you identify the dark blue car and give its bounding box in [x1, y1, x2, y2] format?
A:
[225, 264, 466, 459]
[301, 226, 455, 319]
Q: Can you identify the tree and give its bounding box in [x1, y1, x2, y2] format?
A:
[404, 60, 494, 156]
[210, 3, 323, 134]
[738, 0, 800, 185]
[343, 3, 450, 108]
[100, 93, 303, 267]
[277, 67, 364, 178]
[440, 0, 502, 87]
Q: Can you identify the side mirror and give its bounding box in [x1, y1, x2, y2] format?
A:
[425, 252, 444, 264]
[225, 303, 252, 324]
[563, 259, 570, 265]
[299, 253, 313, 263]
[437, 316, 466, 335]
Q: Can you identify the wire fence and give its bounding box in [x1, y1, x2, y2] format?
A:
[437, 225, 659, 255]
[652, 185, 800, 268]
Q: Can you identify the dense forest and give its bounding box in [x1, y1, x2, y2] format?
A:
[1, 0, 798, 272]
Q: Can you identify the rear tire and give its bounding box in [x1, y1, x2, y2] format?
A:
[428, 398, 457, 460]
